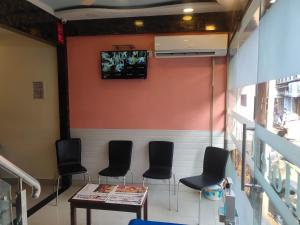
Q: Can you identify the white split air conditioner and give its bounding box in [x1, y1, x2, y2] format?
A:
[154, 34, 228, 58]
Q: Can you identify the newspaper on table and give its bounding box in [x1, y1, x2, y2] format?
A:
[73, 184, 148, 205]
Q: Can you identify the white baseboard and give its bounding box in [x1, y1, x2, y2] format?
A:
[71, 128, 224, 183]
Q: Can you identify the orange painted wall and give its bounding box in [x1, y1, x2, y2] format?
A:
[67, 34, 226, 131]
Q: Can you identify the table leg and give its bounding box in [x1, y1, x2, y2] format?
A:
[87, 208, 91, 225]
[137, 209, 142, 219]
[143, 197, 148, 221]
[71, 205, 76, 225]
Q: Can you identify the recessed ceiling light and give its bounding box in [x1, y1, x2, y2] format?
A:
[81, 0, 96, 6]
[134, 20, 144, 27]
[270, 0, 277, 3]
[205, 24, 217, 31]
[182, 15, 193, 21]
[183, 8, 194, 13]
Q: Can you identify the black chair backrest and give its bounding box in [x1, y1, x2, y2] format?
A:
[203, 146, 229, 179]
[56, 138, 82, 166]
[108, 140, 133, 169]
[149, 141, 174, 168]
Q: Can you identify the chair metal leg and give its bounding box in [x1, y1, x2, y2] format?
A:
[168, 178, 171, 210]
[142, 177, 145, 187]
[130, 171, 134, 184]
[123, 176, 126, 185]
[176, 182, 180, 212]
[53, 179, 56, 193]
[98, 175, 101, 184]
[86, 172, 90, 183]
[56, 176, 60, 206]
[83, 173, 86, 184]
[173, 174, 176, 195]
[198, 191, 202, 225]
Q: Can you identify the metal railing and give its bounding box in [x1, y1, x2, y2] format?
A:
[0, 154, 41, 225]
[0, 155, 41, 198]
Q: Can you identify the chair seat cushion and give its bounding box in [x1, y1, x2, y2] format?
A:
[129, 219, 185, 225]
[99, 167, 129, 177]
[58, 163, 87, 176]
[143, 167, 172, 179]
[179, 174, 223, 191]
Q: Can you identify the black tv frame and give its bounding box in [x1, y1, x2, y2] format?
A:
[100, 50, 148, 80]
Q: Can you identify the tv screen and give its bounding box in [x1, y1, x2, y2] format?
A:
[101, 50, 148, 79]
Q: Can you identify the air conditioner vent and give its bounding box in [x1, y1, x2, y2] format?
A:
[154, 34, 228, 58]
[155, 51, 216, 57]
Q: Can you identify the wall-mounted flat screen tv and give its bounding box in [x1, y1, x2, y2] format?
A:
[101, 50, 148, 79]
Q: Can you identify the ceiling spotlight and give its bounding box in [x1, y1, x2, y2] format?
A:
[205, 24, 217, 31]
[183, 8, 194, 13]
[134, 20, 144, 27]
[182, 15, 193, 21]
[270, 0, 277, 3]
[81, 0, 96, 6]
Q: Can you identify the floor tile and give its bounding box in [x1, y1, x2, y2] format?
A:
[28, 184, 223, 225]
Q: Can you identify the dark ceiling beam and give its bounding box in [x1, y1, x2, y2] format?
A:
[0, 0, 59, 44]
[56, 0, 217, 12]
[65, 12, 232, 36]
[227, 0, 252, 44]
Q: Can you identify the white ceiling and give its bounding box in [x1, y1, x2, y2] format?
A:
[57, 3, 228, 21]
[26, 0, 237, 21]
[38, 0, 207, 9]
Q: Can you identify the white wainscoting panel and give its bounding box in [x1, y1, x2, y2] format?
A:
[71, 128, 224, 184]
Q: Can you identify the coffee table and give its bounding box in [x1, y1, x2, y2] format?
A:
[69, 184, 148, 225]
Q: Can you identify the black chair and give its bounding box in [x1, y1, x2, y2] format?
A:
[98, 140, 133, 185]
[177, 146, 229, 224]
[143, 141, 175, 210]
[55, 138, 89, 205]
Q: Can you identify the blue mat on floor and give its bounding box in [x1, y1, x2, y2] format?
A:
[129, 219, 185, 225]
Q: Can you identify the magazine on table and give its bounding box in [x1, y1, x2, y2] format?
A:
[73, 184, 148, 205]
[73, 184, 114, 202]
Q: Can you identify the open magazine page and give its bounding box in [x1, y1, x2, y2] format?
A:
[72, 184, 148, 205]
[115, 185, 147, 193]
[105, 192, 145, 205]
[106, 185, 148, 205]
[94, 184, 117, 193]
[73, 184, 117, 202]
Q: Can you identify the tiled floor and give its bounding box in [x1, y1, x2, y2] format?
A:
[28, 184, 223, 225]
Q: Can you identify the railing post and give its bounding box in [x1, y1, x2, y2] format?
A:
[284, 164, 291, 208]
[15, 178, 28, 225]
[296, 173, 300, 220]
[241, 123, 247, 191]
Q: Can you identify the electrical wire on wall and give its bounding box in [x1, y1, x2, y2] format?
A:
[210, 58, 216, 146]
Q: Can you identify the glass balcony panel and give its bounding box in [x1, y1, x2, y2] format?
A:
[0, 179, 13, 225]
[257, 140, 300, 222]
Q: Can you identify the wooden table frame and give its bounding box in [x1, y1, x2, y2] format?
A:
[69, 191, 148, 225]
